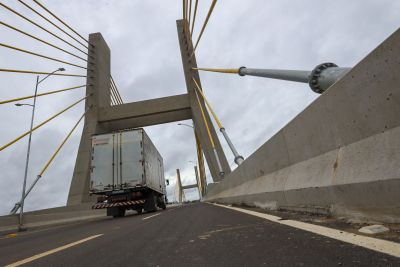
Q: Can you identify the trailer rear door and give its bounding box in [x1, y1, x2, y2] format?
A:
[91, 134, 114, 192]
[119, 130, 144, 188]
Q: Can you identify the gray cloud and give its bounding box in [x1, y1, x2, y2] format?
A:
[1, 0, 399, 214]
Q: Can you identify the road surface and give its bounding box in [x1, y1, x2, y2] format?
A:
[0, 203, 399, 266]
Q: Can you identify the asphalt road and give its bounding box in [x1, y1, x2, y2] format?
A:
[0, 203, 399, 266]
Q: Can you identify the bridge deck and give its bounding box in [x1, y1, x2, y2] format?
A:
[0, 203, 398, 266]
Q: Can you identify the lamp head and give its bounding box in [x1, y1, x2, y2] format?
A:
[58, 68, 66, 72]
[15, 103, 22, 106]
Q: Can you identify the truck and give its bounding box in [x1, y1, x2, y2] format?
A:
[89, 128, 168, 217]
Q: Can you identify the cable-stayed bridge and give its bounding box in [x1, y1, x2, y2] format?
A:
[0, 1, 399, 265]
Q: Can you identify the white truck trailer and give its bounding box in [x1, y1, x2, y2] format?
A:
[90, 129, 168, 217]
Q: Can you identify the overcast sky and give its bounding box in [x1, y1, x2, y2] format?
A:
[0, 0, 399, 215]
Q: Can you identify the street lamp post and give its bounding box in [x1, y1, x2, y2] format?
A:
[15, 67, 65, 231]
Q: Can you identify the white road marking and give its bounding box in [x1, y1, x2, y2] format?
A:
[211, 203, 400, 258]
[142, 213, 161, 220]
[5, 234, 103, 267]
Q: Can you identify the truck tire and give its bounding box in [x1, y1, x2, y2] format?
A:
[144, 191, 157, 213]
[113, 207, 125, 218]
[158, 196, 166, 210]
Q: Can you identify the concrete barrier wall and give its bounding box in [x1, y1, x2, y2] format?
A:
[205, 28, 400, 223]
[0, 204, 105, 231]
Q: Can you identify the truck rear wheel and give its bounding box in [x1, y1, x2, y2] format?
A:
[158, 196, 166, 210]
[108, 207, 126, 218]
[114, 208, 126, 218]
[144, 192, 157, 213]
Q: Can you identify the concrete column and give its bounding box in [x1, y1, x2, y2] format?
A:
[195, 132, 207, 196]
[67, 33, 111, 205]
[176, 169, 183, 203]
[194, 165, 201, 198]
[176, 20, 231, 181]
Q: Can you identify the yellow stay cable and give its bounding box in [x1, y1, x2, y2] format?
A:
[191, 0, 218, 57]
[183, 0, 186, 21]
[190, 0, 199, 36]
[0, 21, 87, 61]
[192, 67, 239, 74]
[192, 77, 223, 129]
[18, 0, 88, 50]
[194, 87, 216, 148]
[193, 85, 225, 176]
[110, 83, 121, 105]
[111, 76, 124, 104]
[0, 95, 89, 151]
[39, 108, 89, 176]
[0, 68, 86, 77]
[0, 3, 87, 55]
[110, 84, 121, 105]
[188, 0, 192, 26]
[110, 90, 118, 105]
[33, 0, 89, 44]
[0, 43, 86, 69]
[0, 85, 88, 105]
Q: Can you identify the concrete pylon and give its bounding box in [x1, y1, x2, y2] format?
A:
[66, 22, 231, 205]
[67, 33, 111, 205]
[195, 132, 206, 197]
[176, 168, 201, 203]
[67, 33, 193, 206]
[176, 20, 231, 181]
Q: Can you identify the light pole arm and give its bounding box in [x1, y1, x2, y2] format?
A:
[38, 69, 58, 84]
